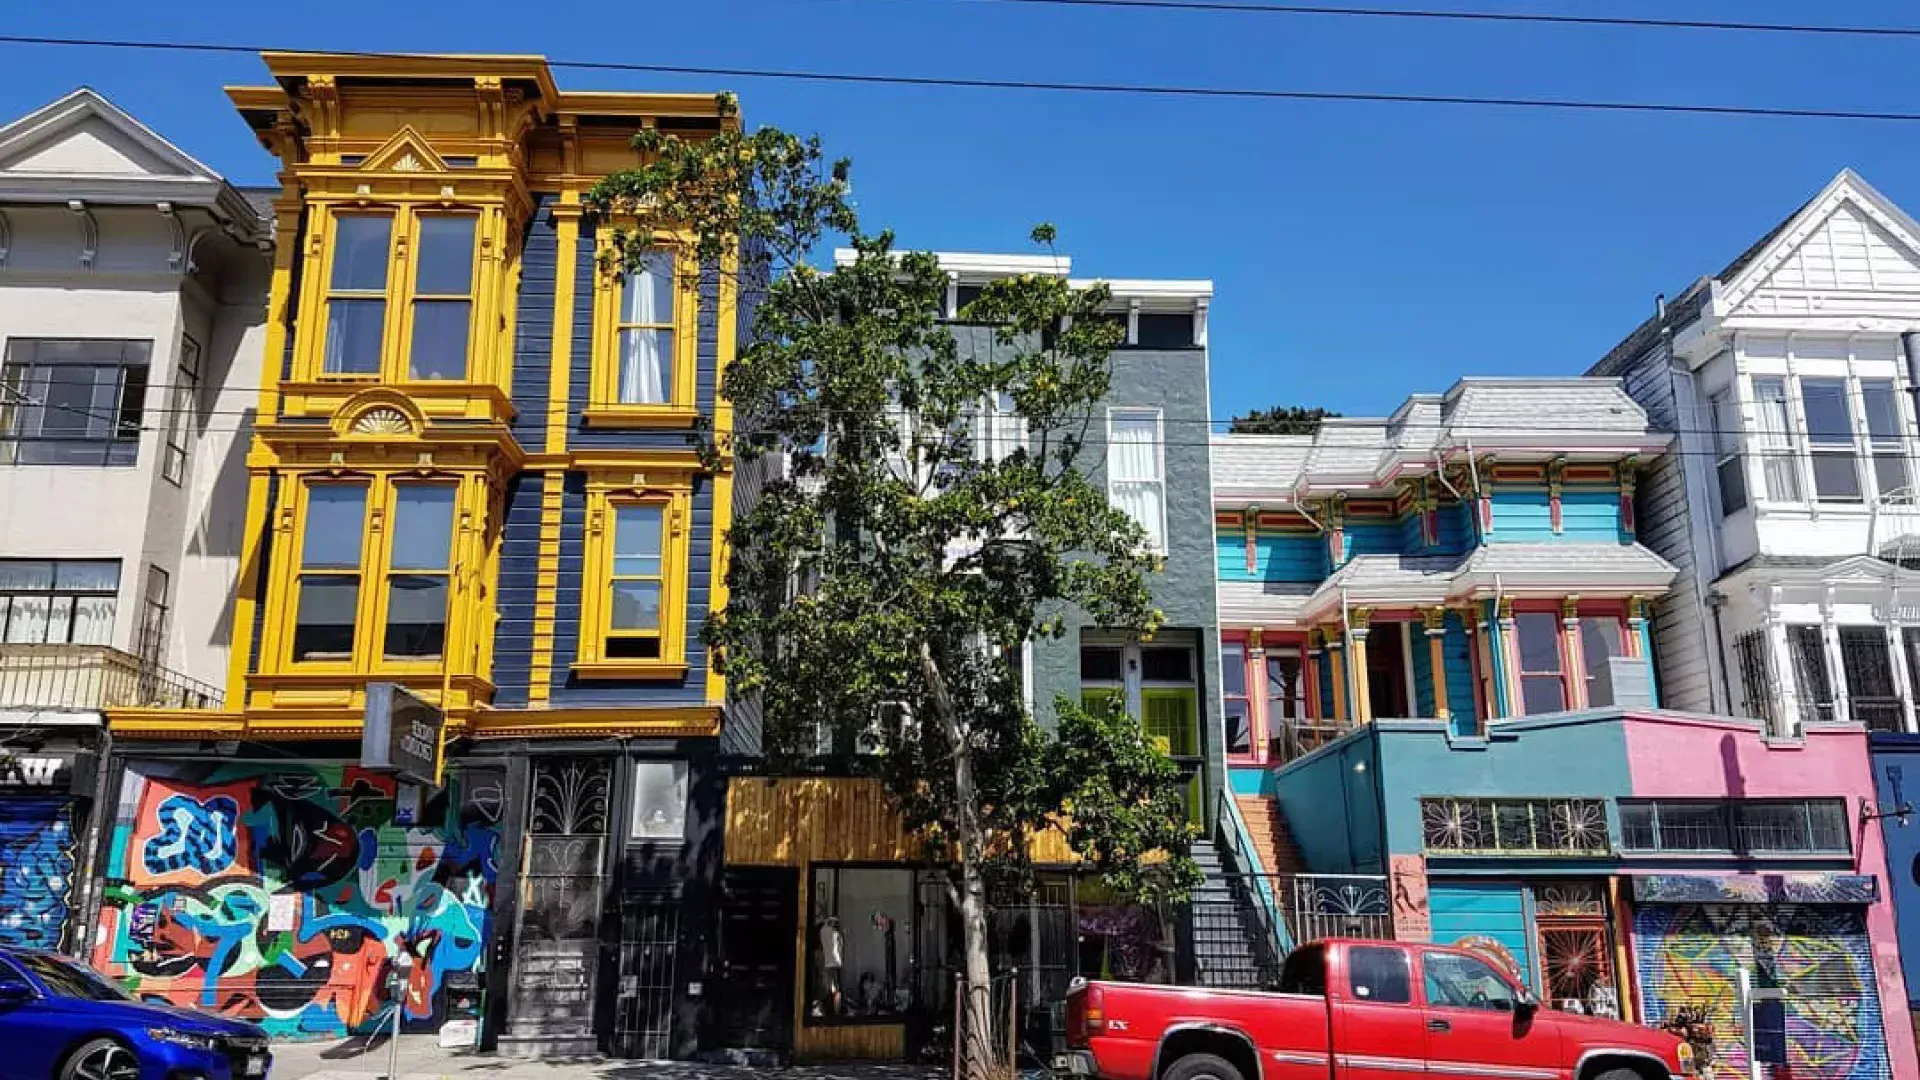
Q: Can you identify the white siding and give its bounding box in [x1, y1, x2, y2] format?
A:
[1614, 338, 1721, 714]
[1736, 199, 1920, 319]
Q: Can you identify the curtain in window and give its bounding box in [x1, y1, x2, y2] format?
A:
[1108, 415, 1165, 550]
[1752, 379, 1801, 502]
[617, 255, 673, 405]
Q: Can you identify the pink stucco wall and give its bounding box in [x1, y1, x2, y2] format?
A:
[1624, 711, 1917, 1080]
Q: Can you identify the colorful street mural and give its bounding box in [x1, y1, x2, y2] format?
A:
[90, 762, 502, 1039]
[0, 796, 76, 950]
[1633, 904, 1889, 1080]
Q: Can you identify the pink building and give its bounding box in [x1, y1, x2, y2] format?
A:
[1620, 713, 1915, 1080]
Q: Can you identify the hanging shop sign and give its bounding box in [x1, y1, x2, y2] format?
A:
[362, 682, 444, 788]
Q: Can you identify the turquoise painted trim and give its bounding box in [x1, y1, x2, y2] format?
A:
[1443, 613, 1474, 734]
[1217, 529, 1326, 584]
[1344, 521, 1399, 562]
[1484, 600, 1510, 720]
[1561, 489, 1631, 543]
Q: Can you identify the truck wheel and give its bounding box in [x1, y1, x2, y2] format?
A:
[1165, 1052, 1246, 1080]
[1590, 1069, 1650, 1080]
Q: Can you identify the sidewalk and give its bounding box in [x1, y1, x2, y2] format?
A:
[268, 1035, 941, 1080]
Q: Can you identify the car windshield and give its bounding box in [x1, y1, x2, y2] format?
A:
[13, 954, 132, 1002]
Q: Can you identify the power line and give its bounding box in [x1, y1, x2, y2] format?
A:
[2, 33, 1919, 122]
[893, 0, 1920, 40]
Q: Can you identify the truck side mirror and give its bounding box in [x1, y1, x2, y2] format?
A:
[1514, 988, 1540, 1017]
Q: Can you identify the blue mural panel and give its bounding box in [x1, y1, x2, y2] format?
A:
[0, 796, 75, 950]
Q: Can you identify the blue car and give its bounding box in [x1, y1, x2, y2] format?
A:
[0, 948, 272, 1080]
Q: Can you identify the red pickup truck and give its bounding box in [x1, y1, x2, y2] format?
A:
[1064, 938, 1694, 1080]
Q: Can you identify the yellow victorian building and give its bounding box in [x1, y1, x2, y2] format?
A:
[89, 54, 740, 1059]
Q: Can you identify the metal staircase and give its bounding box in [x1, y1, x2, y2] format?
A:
[1187, 792, 1293, 989]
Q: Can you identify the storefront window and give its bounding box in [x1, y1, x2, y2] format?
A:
[807, 867, 916, 1023]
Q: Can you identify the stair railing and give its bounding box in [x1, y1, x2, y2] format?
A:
[1212, 788, 1297, 965]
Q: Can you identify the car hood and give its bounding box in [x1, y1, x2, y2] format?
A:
[1551, 1008, 1682, 1058]
[81, 998, 268, 1040]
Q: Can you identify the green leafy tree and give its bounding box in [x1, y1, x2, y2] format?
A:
[588, 105, 1199, 1078]
[1230, 404, 1340, 434]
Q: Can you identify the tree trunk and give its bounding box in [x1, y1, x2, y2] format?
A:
[958, 862, 998, 1080]
[924, 643, 1001, 1080]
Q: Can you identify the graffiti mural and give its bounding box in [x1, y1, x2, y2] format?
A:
[91, 762, 503, 1039]
[1632, 904, 1889, 1080]
[0, 796, 76, 949]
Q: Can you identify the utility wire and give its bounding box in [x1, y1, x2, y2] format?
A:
[890, 0, 1920, 39]
[1, 33, 1919, 122]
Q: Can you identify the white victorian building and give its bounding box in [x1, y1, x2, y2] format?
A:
[1593, 169, 1920, 735]
[0, 88, 268, 952]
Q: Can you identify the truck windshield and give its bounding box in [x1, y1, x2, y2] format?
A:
[1278, 945, 1325, 995]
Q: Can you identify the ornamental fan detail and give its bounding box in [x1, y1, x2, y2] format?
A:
[350, 406, 414, 435]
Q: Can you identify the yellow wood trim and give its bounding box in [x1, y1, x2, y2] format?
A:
[587, 230, 698, 414]
[706, 251, 737, 705]
[580, 405, 701, 429]
[578, 477, 693, 670]
[569, 659, 689, 681]
[545, 204, 580, 453]
[528, 468, 565, 704]
[251, 53, 563, 105]
[468, 705, 720, 738]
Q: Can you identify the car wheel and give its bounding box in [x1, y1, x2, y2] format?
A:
[60, 1038, 140, 1080]
[1165, 1052, 1247, 1080]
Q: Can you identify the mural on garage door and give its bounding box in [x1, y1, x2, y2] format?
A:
[1633, 904, 1888, 1080]
[0, 796, 76, 950]
[89, 761, 502, 1038]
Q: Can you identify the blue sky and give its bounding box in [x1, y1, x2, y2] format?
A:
[2, 1, 1916, 422]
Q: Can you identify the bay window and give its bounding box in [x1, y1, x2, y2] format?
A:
[1222, 641, 1252, 756]
[1862, 379, 1910, 502]
[1802, 378, 1862, 502]
[383, 485, 456, 660]
[316, 209, 480, 383]
[293, 484, 368, 662]
[408, 216, 477, 380]
[587, 241, 699, 425]
[1515, 611, 1567, 715]
[286, 477, 464, 669]
[323, 216, 392, 376]
[1751, 377, 1801, 502]
[1107, 408, 1167, 554]
[1579, 614, 1625, 708]
[1709, 389, 1746, 514]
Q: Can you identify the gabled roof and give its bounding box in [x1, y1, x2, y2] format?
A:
[1715, 169, 1920, 314]
[0, 88, 259, 232]
[1589, 169, 1920, 375]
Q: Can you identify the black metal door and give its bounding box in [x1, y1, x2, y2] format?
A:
[612, 892, 680, 1059]
[710, 867, 797, 1053]
[507, 758, 612, 1043]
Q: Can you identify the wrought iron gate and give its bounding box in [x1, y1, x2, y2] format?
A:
[507, 758, 611, 1042]
[611, 892, 680, 1059]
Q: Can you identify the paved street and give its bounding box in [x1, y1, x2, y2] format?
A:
[268, 1036, 942, 1080]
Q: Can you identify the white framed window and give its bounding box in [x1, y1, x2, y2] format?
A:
[1107, 407, 1167, 553]
[1862, 379, 1911, 504]
[1802, 377, 1862, 502]
[975, 392, 1025, 463]
[1709, 390, 1746, 515]
[1750, 376, 1801, 502]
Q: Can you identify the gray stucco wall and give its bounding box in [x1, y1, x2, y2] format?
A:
[1025, 338, 1225, 815]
